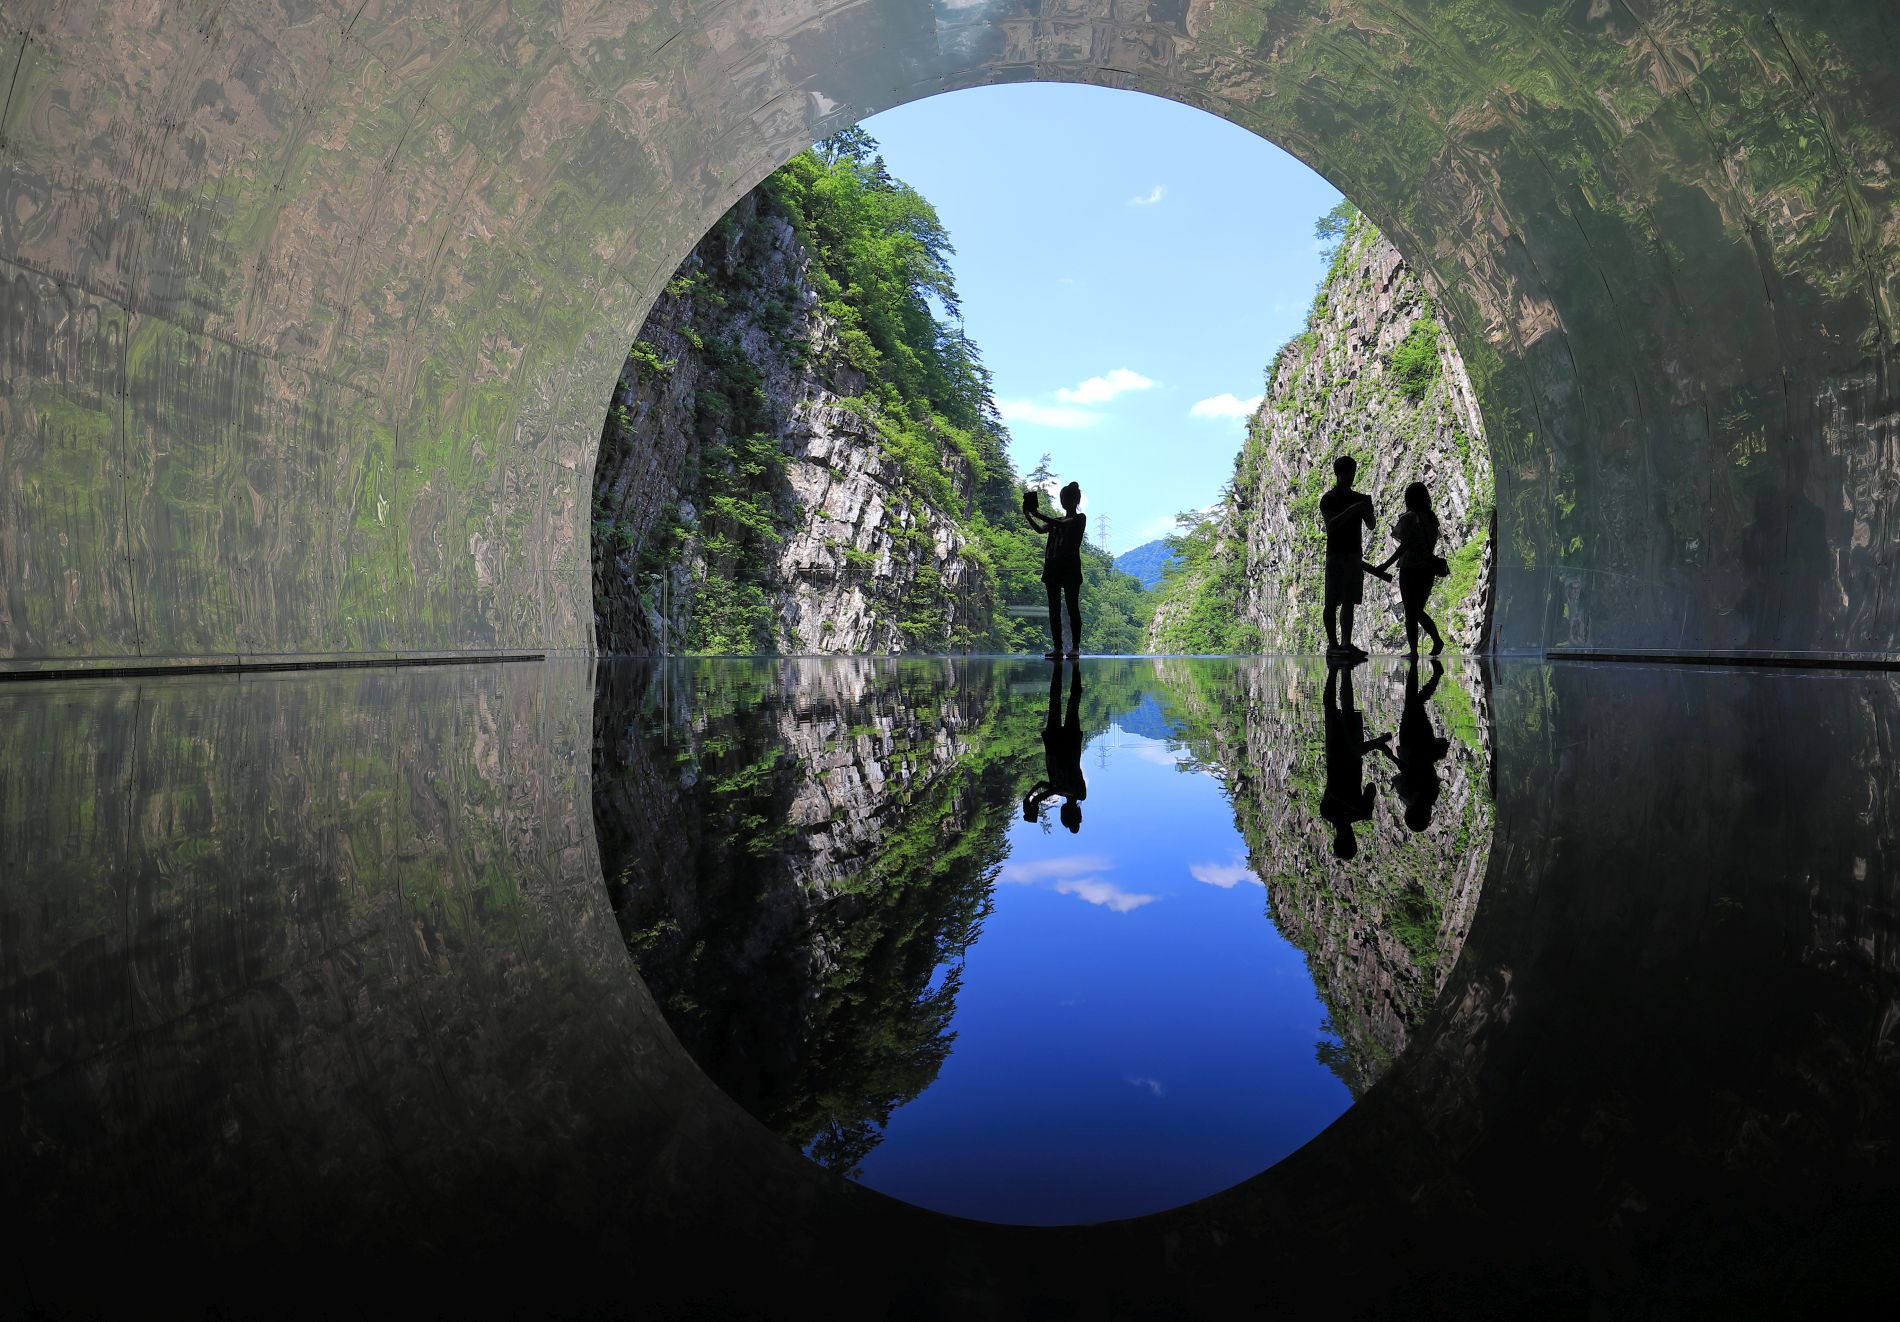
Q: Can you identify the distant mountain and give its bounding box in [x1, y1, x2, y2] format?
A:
[1114, 539, 1179, 591]
[1113, 693, 1183, 743]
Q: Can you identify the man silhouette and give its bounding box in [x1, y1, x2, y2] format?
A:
[1319, 662, 1391, 860]
[1318, 455, 1376, 658]
[1023, 662, 1086, 833]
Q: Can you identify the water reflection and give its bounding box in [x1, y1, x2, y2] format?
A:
[1024, 662, 1086, 833]
[5, 659, 1900, 1312]
[593, 655, 1495, 1219]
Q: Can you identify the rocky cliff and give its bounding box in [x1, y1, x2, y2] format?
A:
[591, 191, 987, 656]
[1150, 211, 1495, 653]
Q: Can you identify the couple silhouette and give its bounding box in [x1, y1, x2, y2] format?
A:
[1320, 657, 1449, 859]
[1320, 456, 1447, 660]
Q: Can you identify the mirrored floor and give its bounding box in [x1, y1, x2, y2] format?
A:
[4, 655, 1898, 1316]
[596, 656, 1491, 1223]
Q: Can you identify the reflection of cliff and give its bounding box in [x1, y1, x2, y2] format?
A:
[594, 659, 1027, 1173]
[1162, 658, 1493, 1094]
[592, 657, 1200, 1169]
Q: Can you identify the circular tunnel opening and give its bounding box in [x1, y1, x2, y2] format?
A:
[588, 82, 1497, 1225]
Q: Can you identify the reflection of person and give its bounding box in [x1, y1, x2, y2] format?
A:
[1389, 657, 1450, 831]
[1319, 662, 1391, 860]
[1319, 456, 1376, 658]
[1024, 481, 1086, 660]
[1023, 662, 1086, 833]
[1373, 481, 1447, 658]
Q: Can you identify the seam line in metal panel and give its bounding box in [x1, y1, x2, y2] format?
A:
[0, 653, 547, 683]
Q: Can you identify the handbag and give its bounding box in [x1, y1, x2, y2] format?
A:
[1431, 554, 1451, 578]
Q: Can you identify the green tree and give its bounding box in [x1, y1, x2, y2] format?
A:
[1314, 199, 1359, 260]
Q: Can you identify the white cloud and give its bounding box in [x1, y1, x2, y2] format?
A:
[1189, 392, 1264, 420]
[1000, 854, 1115, 885]
[1190, 857, 1262, 889]
[997, 399, 1101, 429]
[1128, 739, 1189, 767]
[1055, 878, 1157, 913]
[1126, 1076, 1167, 1097]
[1127, 184, 1166, 207]
[1056, 368, 1155, 406]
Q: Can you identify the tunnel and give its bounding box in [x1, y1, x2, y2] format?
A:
[6, 3, 1900, 1317]
[2, 0, 1896, 669]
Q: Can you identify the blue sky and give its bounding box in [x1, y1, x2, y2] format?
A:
[862, 83, 1342, 555]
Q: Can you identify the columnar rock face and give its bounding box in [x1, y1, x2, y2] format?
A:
[1149, 216, 1495, 654]
[592, 195, 984, 656]
[1256, 221, 1493, 652]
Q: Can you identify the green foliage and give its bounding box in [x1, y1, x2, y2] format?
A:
[1441, 527, 1490, 648]
[627, 339, 676, 381]
[1081, 544, 1155, 654]
[1148, 500, 1261, 654]
[688, 430, 790, 654]
[1390, 319, 1443, 401]
[1314, 199, 1359, 261]
[616, 137, 1161, 656]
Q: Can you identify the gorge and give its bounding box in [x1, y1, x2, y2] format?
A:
[593, 164, 1493, 658]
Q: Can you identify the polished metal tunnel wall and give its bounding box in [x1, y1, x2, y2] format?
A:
[1, 1, 1896, 667]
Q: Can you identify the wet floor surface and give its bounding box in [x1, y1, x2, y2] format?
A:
[5, 656, 1900, 1316]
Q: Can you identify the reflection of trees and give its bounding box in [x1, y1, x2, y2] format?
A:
[598, 655, 1490, 1143]
[595, 660, 1026, 1174]
[593, 658, 1187, 1172]
[1157, 658, 1494, 1096]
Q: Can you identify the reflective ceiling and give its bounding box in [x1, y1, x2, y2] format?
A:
[1, 1, 1896, 665]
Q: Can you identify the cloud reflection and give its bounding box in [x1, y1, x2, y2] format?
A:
[1000, 854, 1115, 885]
[1055, 878, 1157, 913]
[1190, 857, 1261, 889]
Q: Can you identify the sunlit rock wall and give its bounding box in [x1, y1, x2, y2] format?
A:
[3, 2, 1897, 664]
[591, 192, 986, 655]
[1253, 219, 1492, 653]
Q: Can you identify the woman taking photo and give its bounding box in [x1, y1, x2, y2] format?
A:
[1024, 481, 1085, 660]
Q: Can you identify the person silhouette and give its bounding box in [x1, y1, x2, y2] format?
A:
[1318, 662, 1391, 860]
[1023, 661, 1086, 833]
[1388, 657, 1450, 832]
[1024, 480, 1086, 660]
[1318, 456, 1376, 658]
[1373, 481, 1447, 657]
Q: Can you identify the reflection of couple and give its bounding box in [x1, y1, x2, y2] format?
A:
[1320, 657, 1449, 859]
[1024, 662, 1085, 834]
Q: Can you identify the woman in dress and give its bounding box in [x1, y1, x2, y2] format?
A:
[1374, 481, 1446, 658]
